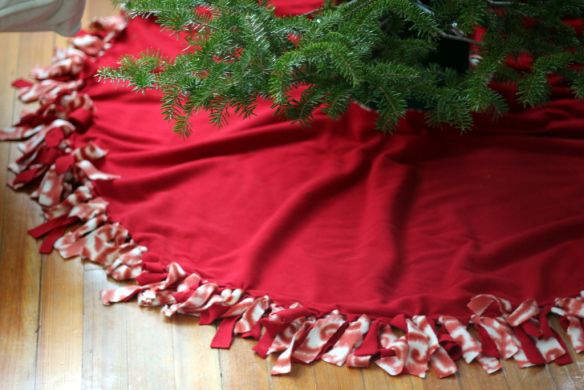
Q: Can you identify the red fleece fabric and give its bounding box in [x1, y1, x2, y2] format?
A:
[76, 4, 584, 320]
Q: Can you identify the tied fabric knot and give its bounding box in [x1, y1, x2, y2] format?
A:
[101, 262, 188, 305]
[161, 281, 219, 317]
[438, 314, 499, 373]
[321, 314, 370, 367]
[559, 316, 584, 353]
[208, 296, 254, 348]
[28, 190, 109, 255]
[555, 293, 584, 318]
[554, 293, 584, 355]
[270, 320, 314, 375]
[290, 310, 346, 365]
[2, 10, 584, 380]
[234, 296, 270, 339]
[412, 316, 458, 378]
[68, 107, 94, 132]
[467, 295, 569, 367]
[3, 14, 141, 306]
[28, 215, 80, 254]
[376, 325, 407, 375]
[199, 289, 246, 325]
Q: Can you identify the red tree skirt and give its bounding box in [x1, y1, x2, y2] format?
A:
[2, 8, 584, 379]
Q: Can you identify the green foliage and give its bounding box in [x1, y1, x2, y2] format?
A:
[98, 0, 584, 136]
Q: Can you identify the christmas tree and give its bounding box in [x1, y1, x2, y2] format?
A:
[98, 0, 584, 135]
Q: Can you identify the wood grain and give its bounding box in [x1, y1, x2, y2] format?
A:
[548, 318, 584, 390]
[35, 253, 84, 390]
[1, 1, 584, 389]
[0, 29, 52, 390]
[422, 369, 462, 390]
[312, 360, 366, 390]
[457, 363, 510, 390]
[125, 303, 176, 389]
[82, 270, 129, 390]
[219, 338, 271, 390]
[270, 358, 318, 390]
[172, 317, 222, 390]
[362, 365, 414, 390]
[501, 361, 557, 390]
[0, 31, 18, 188]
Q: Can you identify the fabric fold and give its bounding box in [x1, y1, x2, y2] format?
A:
[1, 3, 584, 380]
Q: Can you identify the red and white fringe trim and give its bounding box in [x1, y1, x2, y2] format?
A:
[2, 14, 584, 380]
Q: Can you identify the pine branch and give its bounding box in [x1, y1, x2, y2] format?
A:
[103, 0, 584, 135]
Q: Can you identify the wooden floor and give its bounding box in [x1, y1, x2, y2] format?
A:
[1, 1, 584, 389]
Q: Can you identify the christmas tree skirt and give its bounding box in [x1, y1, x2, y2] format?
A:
[2, 11, 584, 379]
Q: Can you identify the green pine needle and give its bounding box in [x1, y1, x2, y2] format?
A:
[101, 0, 584, 134]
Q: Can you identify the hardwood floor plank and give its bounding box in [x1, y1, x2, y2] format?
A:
[409, 376, 425, 390]
[312, 360, 367, 390]
[82, 271, 129, 390]
[125, 305, 177, 389]
[86, 0, 117, 20]
[0, 29, 53, 390]
[362, 365, 415, 390]
[457, 362, 510, 390]
[2, 1, 584, 389]
[219, 338, 271, 390]
[501, 360, 557, 390]
[0, 188, 42, 389]
[35, 253, 84, 390]
[172, 317, 222, 390]
[269, 357, 318, 390]
[422, 370, 462, 390]
[0, 31, 19, 248]
[549, 363, 580, 390]
[548, 318, 584, 390]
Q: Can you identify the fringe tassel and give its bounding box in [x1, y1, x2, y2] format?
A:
[0, 15, 138, 281]
[1, 12, 584, 380]
[100, 261, 584, 377]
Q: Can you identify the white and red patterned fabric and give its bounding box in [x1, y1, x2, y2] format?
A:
[1, 1, 584, 380]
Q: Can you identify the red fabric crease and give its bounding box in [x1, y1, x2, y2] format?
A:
[65, 3, 584, 322]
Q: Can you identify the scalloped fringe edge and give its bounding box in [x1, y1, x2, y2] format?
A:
[1, 14, 584, 380]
